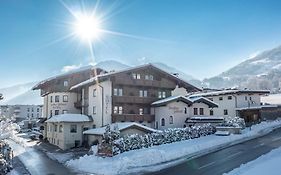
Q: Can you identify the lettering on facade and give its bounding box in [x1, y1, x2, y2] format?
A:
[105, 95, 110, 114]
[50, 103, 67, 109]
[169, 106, 183, 113]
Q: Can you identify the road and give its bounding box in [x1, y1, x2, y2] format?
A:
[150, 127, 281, 175]
[7, 139, 75, 175]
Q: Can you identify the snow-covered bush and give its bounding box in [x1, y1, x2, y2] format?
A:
[219, 117, 246, 129]
[0, 119, 20, 140]
[99, 124, 216, 156]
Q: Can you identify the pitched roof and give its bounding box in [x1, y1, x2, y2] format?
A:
[151, 95, 218, 108]
[32, 66, 105, 90]
[189, 89, 270, 98]
[83, 122, 158, 135]
[46, 114, 93, 123]
[70, 63, 201, 91]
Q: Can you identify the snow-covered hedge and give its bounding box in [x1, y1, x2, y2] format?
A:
[100, 124, 216, 156]
[218, 116, 246, 129]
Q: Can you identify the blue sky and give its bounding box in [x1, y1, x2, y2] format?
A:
[1, 0, 281, 88]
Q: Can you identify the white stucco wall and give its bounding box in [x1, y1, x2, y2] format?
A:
[88, 80, 112, 128]
[207, 93, 263, 118]
[46, 122, 91, 150]
[154, 101, 214, 130]
[43, 92, 81, 118]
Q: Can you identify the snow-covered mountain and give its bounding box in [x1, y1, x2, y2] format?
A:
[0, 60, 199, 105]
[0, 82, 42, 105]
[204, 45, 281, 91]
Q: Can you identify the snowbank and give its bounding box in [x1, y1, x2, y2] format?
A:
[66, 119, 281, 175]
[225, 146, 281, 175]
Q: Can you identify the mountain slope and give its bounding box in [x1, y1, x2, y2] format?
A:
[204, 45, 281, 91]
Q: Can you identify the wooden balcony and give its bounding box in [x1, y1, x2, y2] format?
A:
[112, 114, 155, 123]
[113, 78, 175, 89]
[113, 96, 158, 104]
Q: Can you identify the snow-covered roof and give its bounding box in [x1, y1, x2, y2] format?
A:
[83, 122, 158, 135]
[236, 105, 278, 111]
[189, 116, 225, 120]
[46, 114, 93, 123]
[151, 95, 218, 108]
[189, 89, 270, 98]
[70, 63, 201, 91]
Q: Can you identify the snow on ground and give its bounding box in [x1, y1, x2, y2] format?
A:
[225, 146, 281, 175]
[46, 152, 74, 164]
[66, 119, 281, 175]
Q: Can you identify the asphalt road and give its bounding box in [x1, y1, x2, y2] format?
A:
[150, 127, 281, 175]
[7, 139, 75, 175]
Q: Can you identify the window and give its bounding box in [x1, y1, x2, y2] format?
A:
[119, 89, 123, 96]
[139, 90, 148, 97]
[114, 106, 123, 114]
[132, 73, 137, 79]
[113, 88, 123, 96]
[50, 110, 52, 117]
[93, 106, 96, 114]
[249, 96, 252, 100]
[219, 97, 223, 101]
[70, 125, 77, 133]
[210, 109, 214, 116]
[55, 95, 59, 102]
[31, 113, 34, 118]
[169, 116, 173, 124]
[50, 96, 53, 103]
[27, 108, 30, 112]
[184, 107, 187, 114]
[193, 108, 198, 115]
[139, 108, 143, 115]
[27, 113, 29, 118]
[149, 75, 154, 80]
[37, 108, 39, 112]
[63, 95, 68, 102]
[59, 125, 63, 132]
[31, 108, 34, 112]
[93, 89, 97, 97]
[54, 124, 57, 132]
[118, 106, 123, 114]
[145, 75, 149, 80]
[55, 110, 59, 115]
[228, 96, 232, 100]
[114, 106, 118, 114]
[161, 118, 165, 126]
[62, 110, 68, 114]
[158, 91, 166, 98]
[199, 108, 204, 115]
[136, 74, 141, 79]
[37, 113, 39, 117]
[224, 109, 228, 115]
[63, 80, 68, 87]
[245, 96, 248, 100]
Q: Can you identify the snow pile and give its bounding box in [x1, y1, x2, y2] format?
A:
[226, 146, 281, 175]
[66, 119, 281, 175]
[46, 114, 92, 123]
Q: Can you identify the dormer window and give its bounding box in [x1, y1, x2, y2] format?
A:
[63, 80, 69, 87]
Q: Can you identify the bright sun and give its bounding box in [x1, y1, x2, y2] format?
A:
[74, 14, 102, 41]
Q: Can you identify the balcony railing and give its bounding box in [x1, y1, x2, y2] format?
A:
[113, 96, 157, 104]
[112, 114, 155, 123]
[114, 78, 175, 88]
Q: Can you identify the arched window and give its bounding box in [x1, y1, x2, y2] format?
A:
[161, 118, 165, 126]
[169, 116, 173, 124]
